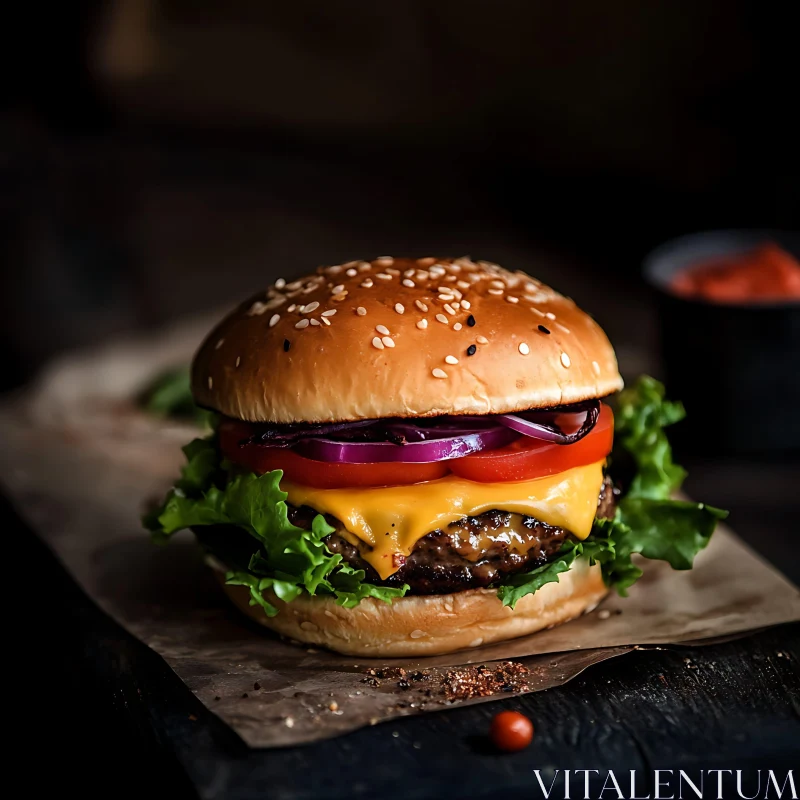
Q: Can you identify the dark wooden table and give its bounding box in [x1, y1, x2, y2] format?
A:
[10, 453, 800, 800]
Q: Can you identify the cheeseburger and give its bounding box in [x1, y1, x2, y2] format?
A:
[146, 256, 725, 656]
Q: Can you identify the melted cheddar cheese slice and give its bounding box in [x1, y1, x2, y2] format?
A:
[283, 460, 605, 580]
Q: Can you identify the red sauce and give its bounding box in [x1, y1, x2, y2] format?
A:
[670, 242, 800, 303]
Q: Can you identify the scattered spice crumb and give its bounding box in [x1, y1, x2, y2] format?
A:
[253, 681, 261, 690]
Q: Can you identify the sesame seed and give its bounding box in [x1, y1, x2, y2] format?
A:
[302, 284, 316, 294]
[376, 324, 390, 335]
[452, 301, 461, 309]
[404, 268, 416, 277]
[235, 356, 241, 366]
[275, 278, 286, 289]
[416, 319, 428, 329]
[546, 312, 556, 320]
[429, 265, 445, 276]
[283, 339, 291, 352]
[488, 288, 504, 296]
[302, 301, 320, 313]
[376, 273, 392, 281]
[436, 314, 449, 325]
[592, 360, 601, 375]
[461, 300, 471, 310]
[346, 268, 358, 277]
[358, 261, 371, 271]
[467, 314, 476, 327]
[490, 280, 505, 289]
[286, 280, 303, 291]
[208, 376, 213, 389]
[443, 303, 456, 315]
[531, 307, 546, 317]
[248, 301, 267, 316]
[382, 336, 395, 348]
[466, 344, 477, 356]
[445, 355, 459, 365]
[310, 319, 320, 326]
[269, 314, 280, 327]
[506, 296, 519, 304]
[432, 368, 448, 379]
[561, 352, 571, 368]
[287, 304, 297, 312]
[361, 279, 374, 288]
[386, 267, 401, 276]
[444, 275, 457, 282]
[321, 309, 337, 317]
[326, 265, 342, 274]
[415, 271, 429, 281]
[297, 305, 306, 313]
[357, 306, 367, 316]
[452, 290, 463, 300]
[331, 284, 345, 294]
[215, 338, 225, 349]
[453, 322, 462, 331]
[555, 323, 571, 334]
[395, 303, 405, 314]
[538, 324, 551, 334]
[519, 342, 530, 355]
[476, 335, 488, 344]
[321, 316, 331, 326]
[375, 256, 394, 266]
[415, 300, 428, 312]
[295, 319, 310, 329]
[448, 263, 462, 272]
[332, 292, 348, 301]
[402, 279, 415, 288]
[418, 257, 436, 266]
[457, 281, 470, 290]
[372, 337, 385, 350]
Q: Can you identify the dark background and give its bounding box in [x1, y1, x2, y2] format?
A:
[3, 3, 799, 796]
[3, 0, 797, 387]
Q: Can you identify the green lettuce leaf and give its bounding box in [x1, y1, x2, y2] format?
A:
[497, 537, 613, 608]
[498, 376, 728, 608]
[145, 437, 409, 612]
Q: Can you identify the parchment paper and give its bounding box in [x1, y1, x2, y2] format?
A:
[2, 326, 798, 748]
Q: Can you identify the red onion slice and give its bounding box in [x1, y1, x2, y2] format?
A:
[498, 400, 600, 445]
[293, 426, 519, 463]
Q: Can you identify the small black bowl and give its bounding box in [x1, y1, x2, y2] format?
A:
[643, 230, 800, 455]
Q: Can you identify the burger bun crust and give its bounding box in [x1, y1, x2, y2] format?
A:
[193, 257, 623, 423]
[217, 558, 608, 657]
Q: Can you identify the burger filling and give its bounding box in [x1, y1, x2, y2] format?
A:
[305, 477, 618, 594]
[146, 377, 726, 618]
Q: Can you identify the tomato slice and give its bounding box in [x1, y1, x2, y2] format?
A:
[218, 420, 450, 489]
[448, 404, 614, 483]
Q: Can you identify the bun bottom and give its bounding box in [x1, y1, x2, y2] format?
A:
[216, 558, 608, 657]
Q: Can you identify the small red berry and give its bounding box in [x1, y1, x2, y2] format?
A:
[489, 710, 534, 752]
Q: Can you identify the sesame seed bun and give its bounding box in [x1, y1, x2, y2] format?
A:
[215, 558, 608, 657]
[192, 257, 623, 422]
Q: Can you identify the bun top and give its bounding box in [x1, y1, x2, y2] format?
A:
[192, 257, 623, 423]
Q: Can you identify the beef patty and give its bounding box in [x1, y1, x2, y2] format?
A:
[288, 476, 619, 595]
